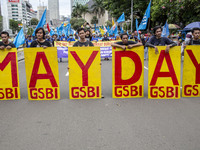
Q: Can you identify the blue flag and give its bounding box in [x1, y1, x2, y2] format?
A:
[32, 9, 46, 36]
[138, 1, 151, 30]
[49, 27, 55, 36]
[13, 27, 25, 48]
[120, 27, 124, 33]
[161, 21, 170, 37]
[117, 13, 125, 23]
[136, 19, 140, 40]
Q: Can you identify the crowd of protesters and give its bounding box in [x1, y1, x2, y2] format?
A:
[0, 23, 200, 61]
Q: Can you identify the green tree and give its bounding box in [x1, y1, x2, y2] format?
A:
[80, 5, 90, 19]
[105, 20, 112, 27]
[91, 16, 98, 25]
[71, 3, 82, 18]
[27, 28, 34, 35]
[91, 0, 106, 18]
[9, 19, 21, 33]
[30, 18, 39, 25]
[151, 0, 200, 27]
[70, 18, 86, 30]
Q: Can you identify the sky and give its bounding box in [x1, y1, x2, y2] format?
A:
[29, 0, 71, 17]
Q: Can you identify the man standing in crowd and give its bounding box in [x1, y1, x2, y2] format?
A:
[145, 26, 177, 54]
[67, 34, 76, 42]
[73, 28, 94, 47]
[60, 33, 67, 41]
[30, 27, 51, 48]
[26, 35, 33, 48]
[102, 34, 110, 41]
[0, 31, 15, 50]
[111, 33, 142, 50]
[188, 27, 200, 45]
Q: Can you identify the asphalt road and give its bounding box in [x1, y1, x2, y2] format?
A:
[0, 59, 200, 150]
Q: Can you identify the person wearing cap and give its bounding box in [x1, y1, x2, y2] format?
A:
[145, 26, 177, 54]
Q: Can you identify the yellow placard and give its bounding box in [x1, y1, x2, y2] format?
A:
[112, 46, 144, 98]
[24, 48, 60, 100]
[0, 48, 20, 100]
[68, 47, 101, 99]
[148, 46, 181, 99]
[182, 46, 200, 97]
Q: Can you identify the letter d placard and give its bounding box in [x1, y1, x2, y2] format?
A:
[24, 48, 60, 100]
[0, 49, 20, 100]
[112, 46, 144, 98]
[68, 47, 101, 99]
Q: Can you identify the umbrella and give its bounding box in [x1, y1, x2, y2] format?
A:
[184, 22, 200, 29]
[168, 24, 180, 29]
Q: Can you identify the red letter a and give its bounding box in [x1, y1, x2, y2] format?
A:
[29, 52, 58, 88]
[150, 50, 179, 86]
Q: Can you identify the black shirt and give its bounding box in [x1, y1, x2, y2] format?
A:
[73, 41, 94, 47]
[85, 35, 92, 41]
[30, 40, 52, 47]
[102, 37, 110, 41]
[145, 36, 177, 47]
[189, 39, 200, 45]
[115, 41, 137, 46]
[0, 41, 16, 48]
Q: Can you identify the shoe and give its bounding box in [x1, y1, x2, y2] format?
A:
[101, 94, 104, 98]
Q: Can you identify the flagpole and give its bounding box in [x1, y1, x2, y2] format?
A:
[131, 0, 133, 33]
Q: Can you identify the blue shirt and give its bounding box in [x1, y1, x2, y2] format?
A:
[67, 38, 75, 42]
[60, 36, 67, 41]
[26, 39, 33, 48]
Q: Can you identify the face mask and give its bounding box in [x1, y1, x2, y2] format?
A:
[86, 25, 90, 28]
[69, 36, 73, 38]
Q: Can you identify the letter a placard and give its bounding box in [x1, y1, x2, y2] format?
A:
[182, 46, 200, 97]
[68, 47, 101, 99]
[24, 48, 60, 100]
[0, 49, 20, 100]
[112, 47, 144, 98]
[148, 46, 181, 99]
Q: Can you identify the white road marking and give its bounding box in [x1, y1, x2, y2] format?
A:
[65, 71, 69, 76]
[144, 66, 148, 70]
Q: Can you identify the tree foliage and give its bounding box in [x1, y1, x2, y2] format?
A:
[103, 0, 200, 29]
[30, 18, 39, 25]
[91, 16, 98, 24]
[70, 18, 86, 30]
[91, 0, 105, 18]
[9, 19, 21, 33]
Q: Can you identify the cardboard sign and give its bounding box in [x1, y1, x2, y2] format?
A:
[68, 47, 101, 99]
[0, 49, 20, 100]
[24, 48, 60, 100]
[112, 46, 144, 98]
[148, 46, 181, 99]
[182, 46, 200, 97]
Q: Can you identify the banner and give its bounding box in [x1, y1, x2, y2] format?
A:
[148, 47, 181, 99]
[68, 47, 101, 99]
[54, 41, 75, 47]
[112, 46, 144, 98]
[24, 48, 60, 100]
[56, 46, 112, 58]
[182, 46, 200, 97]
[55, 41, 114, 48]
[0, 49, 20, 100]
